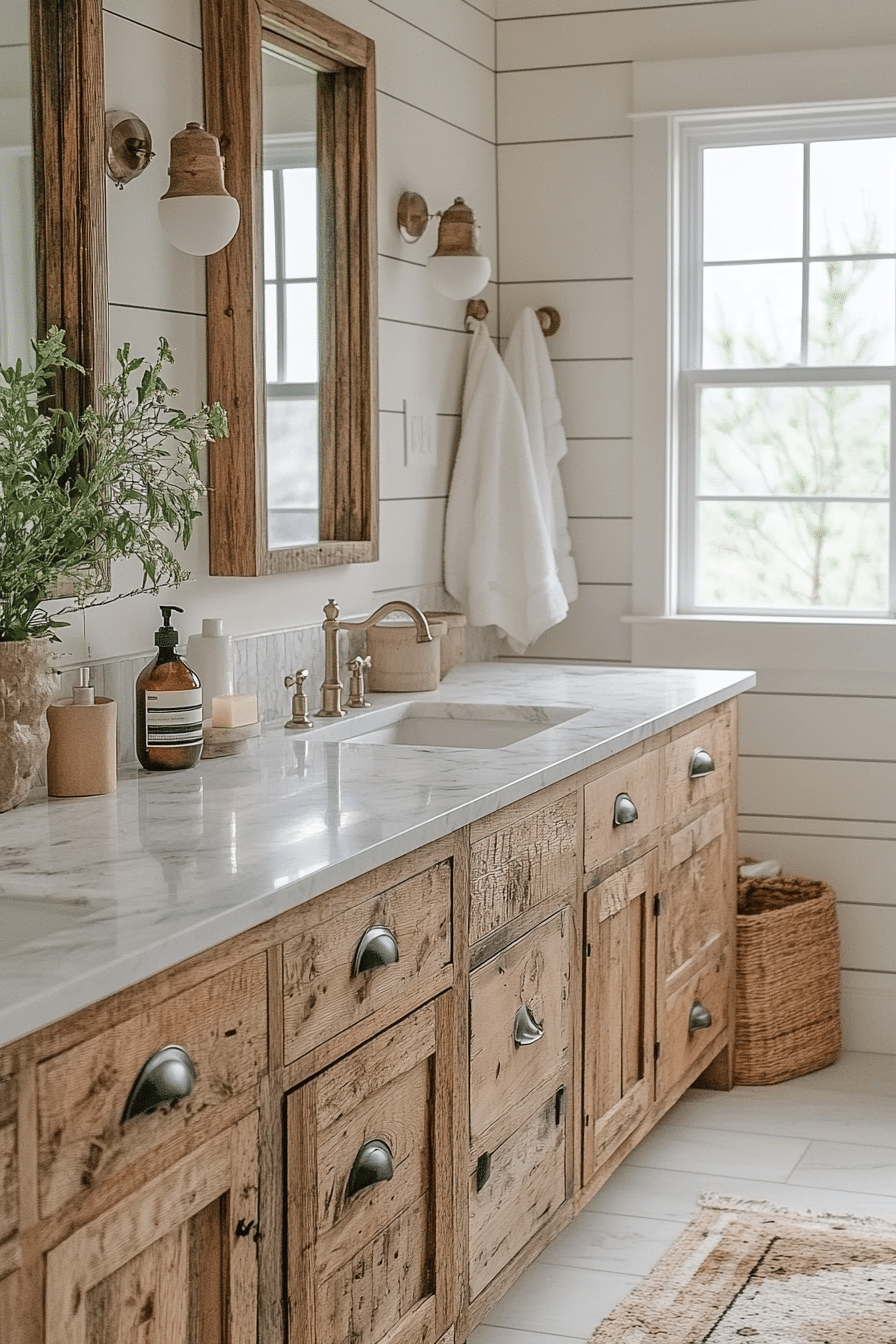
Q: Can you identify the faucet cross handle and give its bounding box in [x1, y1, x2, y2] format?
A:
[347, 655, 372, 709]
[284, 669, 312, 730]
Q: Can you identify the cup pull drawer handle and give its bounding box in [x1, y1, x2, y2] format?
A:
[352, 925, 400, 976]
[689, 1001, 713, 1033]
[613, 792, 639, 827]
[347, 1139, 394, 1198]
[514, 1004, 544, 1048]
[689, 749, 715, 779]
[122, 1044, 197, 1122]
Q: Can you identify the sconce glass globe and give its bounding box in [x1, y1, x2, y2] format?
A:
[425, 253, 491, 300]
[158, 194, 240, 256]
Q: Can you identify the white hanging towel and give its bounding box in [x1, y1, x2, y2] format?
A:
[504, 307, 579, 603]
[444, 319, 568, 653]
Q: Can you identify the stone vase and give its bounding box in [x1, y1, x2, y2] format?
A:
[0, 639, 57, 812]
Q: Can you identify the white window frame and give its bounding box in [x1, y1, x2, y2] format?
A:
[628, 43, 896, 671]
[678, 109, 896, 619]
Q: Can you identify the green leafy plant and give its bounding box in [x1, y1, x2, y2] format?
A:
[0, 327, 227, 641]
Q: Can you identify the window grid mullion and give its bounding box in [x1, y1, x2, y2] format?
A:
[800, 140, 810, 366]
[273, 168, 287, 385]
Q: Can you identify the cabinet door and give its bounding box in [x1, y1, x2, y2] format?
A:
[45, 1112, 259, 1344]
[582, 850, 657, 1185]
[657, 803, 732, 1098]
[286, 998, 454, 1344]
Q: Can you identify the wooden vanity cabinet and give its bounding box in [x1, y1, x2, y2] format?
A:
[3, 697, 741, 1344]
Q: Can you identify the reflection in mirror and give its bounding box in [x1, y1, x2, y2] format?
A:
[262, 49, 319, 548]
[0, 2, 35, 366]
[203, 0, 377, 577]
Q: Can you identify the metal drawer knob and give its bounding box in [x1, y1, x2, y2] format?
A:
[513, 1003, 544, 1048]
[688, 749, 715, 779]
[689, 1001, 713, 1033]
[352, 925, 400, 976]
[122, 1044, 196, 1122]
[347, 1139, 394, 1198]
[613, 792, 638, 827]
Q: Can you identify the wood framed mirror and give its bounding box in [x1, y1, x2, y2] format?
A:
[1, 0, 107, 404]
[202, 0, 378, 576]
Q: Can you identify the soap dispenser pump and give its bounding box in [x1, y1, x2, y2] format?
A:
[135, 605, 203, 771]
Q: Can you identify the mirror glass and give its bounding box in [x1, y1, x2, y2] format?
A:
[203, 0, 377, 578]
[262, 47, 319, 549]
[0, 2, 36, 367]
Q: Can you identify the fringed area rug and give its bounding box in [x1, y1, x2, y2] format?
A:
[589, 1194, 896, 1342]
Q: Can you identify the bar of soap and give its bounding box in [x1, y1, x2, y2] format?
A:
[211, 693, 257, 728]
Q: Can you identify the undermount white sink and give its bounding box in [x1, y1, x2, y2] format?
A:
[311, 702, 588, 749]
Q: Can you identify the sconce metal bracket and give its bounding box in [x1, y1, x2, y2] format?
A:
[397, 190, 431, 242]
[105, 110, 154, 189]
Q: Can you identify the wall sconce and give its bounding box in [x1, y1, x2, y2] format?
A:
[105, 111, 240, 256]
[158, 123, 240, 256]
[397, 191, 491, 300]
[105, 110, 154, 189]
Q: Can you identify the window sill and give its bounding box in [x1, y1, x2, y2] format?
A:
[622, 612, 896, 677]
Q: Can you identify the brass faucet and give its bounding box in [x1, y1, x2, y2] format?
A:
[316, 599, 432, 717]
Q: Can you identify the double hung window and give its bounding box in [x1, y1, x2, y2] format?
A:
[679, 113, 896, 615]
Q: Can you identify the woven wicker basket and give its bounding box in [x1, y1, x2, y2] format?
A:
[735, 862, 841, 1086]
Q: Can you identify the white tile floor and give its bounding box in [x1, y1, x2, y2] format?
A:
[468, 1051, 896, 1344]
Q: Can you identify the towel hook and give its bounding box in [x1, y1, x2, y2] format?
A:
[464, 299, 561, 336]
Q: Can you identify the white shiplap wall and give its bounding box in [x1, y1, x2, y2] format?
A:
[496, 0, 896, 1051]
[61, 0, 497, 663]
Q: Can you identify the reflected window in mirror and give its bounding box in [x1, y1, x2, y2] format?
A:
[0, 0, 106, 407]
[203, 1, 378, 577]
[262, 51, 319, 549]
[0, 3, 36, 367]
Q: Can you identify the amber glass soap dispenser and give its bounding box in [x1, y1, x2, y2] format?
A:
[136, 605, 203, 771]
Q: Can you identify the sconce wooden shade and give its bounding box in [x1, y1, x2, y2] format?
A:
[160, 122, 231, 200]
[432, 197, 483, 259]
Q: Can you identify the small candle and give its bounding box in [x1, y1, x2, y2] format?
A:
[211, 693, 257, 728]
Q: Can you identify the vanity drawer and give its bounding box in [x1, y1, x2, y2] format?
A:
[469, 791, 577, 944]
[282, 859, 452, 1065]
[36, 954, 267, 1218]
[656, 943, 730, 1099]
[468, 1087, 567, 1302]
[469, 910, 570, 1147]
[583, 747, 662, 873]
[664, 705, 734, 821]
[286, 999, 453, 1344]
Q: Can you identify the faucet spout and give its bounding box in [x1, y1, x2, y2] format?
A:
[316, 599, 432, 718]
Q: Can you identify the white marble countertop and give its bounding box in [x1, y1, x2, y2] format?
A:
[0, 662, 755, 1048]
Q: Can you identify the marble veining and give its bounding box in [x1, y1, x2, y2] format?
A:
[0, 662, 754, 1048]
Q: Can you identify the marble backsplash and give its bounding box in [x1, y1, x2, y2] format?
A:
[47, 586, 504, 769]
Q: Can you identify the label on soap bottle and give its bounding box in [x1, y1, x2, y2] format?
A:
[144, 689, 204, 748]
